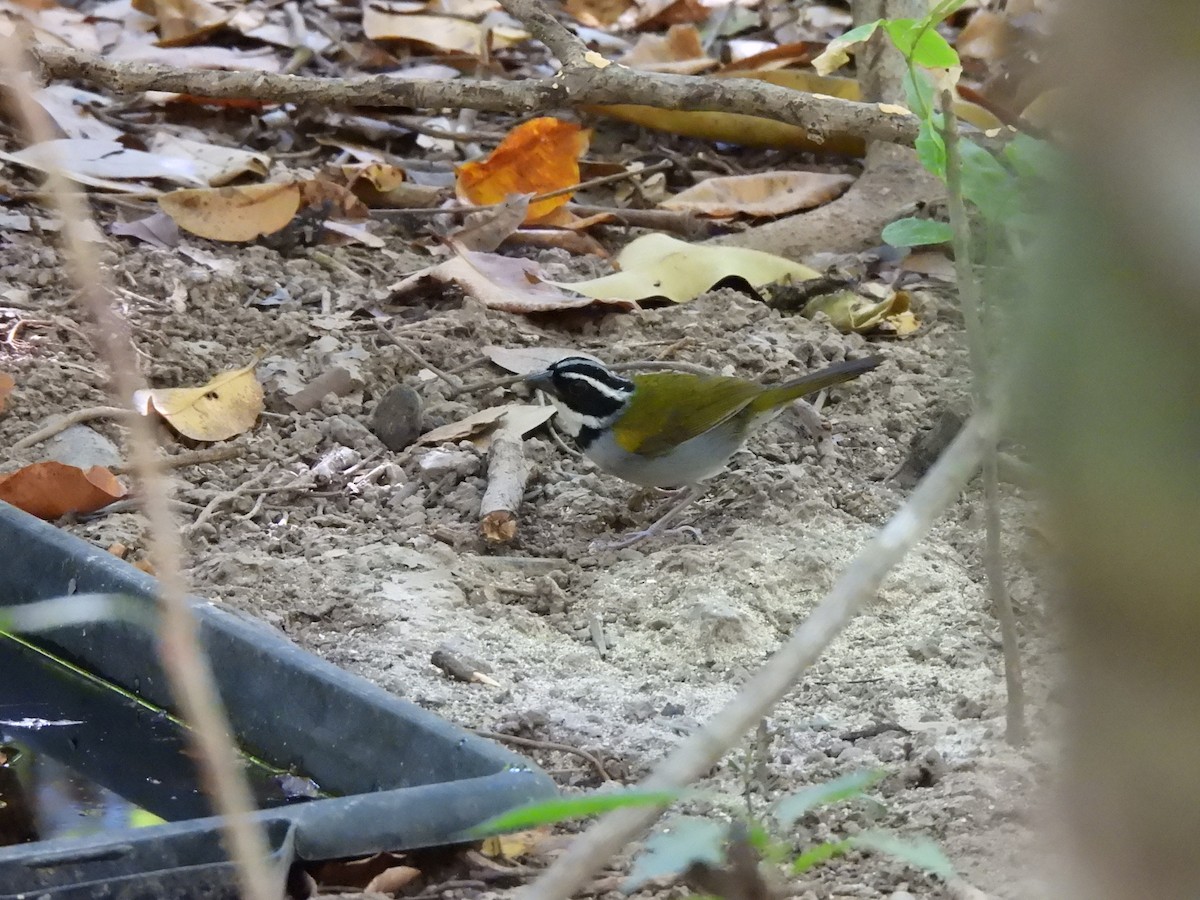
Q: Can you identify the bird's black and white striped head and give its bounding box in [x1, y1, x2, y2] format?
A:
[527, 356, 634, 445]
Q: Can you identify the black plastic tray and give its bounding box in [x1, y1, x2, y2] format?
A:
[0, 501, 556, 898]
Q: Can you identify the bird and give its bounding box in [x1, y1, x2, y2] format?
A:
[526, 354, 881, 548]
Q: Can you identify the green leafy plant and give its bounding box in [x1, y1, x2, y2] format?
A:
[470, 770, 955, 895]
[819, 0, 1058, 253]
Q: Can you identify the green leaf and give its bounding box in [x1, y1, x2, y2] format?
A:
[850, 830, 957, 879]
[772, 770, 886, 829]
[959, 139, 1017, 223]
[812, 21, 881, 75]
[625, 816, 726, 891]
[882, 217, 954, 248]
[882, 19, 960, 69]
[916, 122, 947, 178]
[928, 0, 969, 21]
[791, 838, 853, 874]
[468, 789, 679, 836]
[1004, 134, 1060, 183]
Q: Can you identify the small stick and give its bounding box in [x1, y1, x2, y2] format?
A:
[111, 445, 242, 475]
[473, 729, 614, 782]
[374, 320, 463, 392]
[187, 465, 278, 534]
[13, 406, 134, 450]
[479, 425, 532, 544]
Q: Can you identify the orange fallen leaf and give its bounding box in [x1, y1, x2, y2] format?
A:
[159, 182, 302, 241]
[456, 118, 591, 224]
[0, 462, 125, 520]
[0, 373, 13, 413]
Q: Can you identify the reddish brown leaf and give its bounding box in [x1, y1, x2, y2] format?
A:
[0, 462, 125, 520]
[0, 373, 13, 414]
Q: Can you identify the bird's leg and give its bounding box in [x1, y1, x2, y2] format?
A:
[592, 485, 704, 551]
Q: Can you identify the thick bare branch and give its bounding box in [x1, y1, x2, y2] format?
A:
[27, 45, 920, 148]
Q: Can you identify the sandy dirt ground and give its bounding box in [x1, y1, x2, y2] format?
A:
[0, 222, 1052, 897]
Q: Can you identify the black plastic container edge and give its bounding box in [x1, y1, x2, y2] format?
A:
[0, 501, 556, 897]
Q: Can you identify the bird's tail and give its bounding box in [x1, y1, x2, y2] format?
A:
[750, 356, 881, 413]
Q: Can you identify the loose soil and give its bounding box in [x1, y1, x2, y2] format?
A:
[0, 221, 1051, 897]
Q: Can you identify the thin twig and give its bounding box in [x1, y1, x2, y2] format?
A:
[111, 444, 243, 475]
[0, 36, 278, 900]
[13, 405, 134, 450]
[522, 411, 999, 900]
[374, 320, 463, 391]
[187, 465, 281, 534]
[473, 729, 614, 782]
[940, 89, 1025, 746]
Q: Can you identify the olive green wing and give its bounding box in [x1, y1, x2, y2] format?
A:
[609, 372, 761, 458]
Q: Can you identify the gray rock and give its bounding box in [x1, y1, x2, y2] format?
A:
[43, 424, 122, 470]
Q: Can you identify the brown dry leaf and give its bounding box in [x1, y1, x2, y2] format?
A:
[480, 827, 553, 861]
[311, 852, 410, 890]
[0, 372, 13, 413]
[147, 134, 270, 186]
[456, 118, 591, 224]
[722, 40, 820, 71]
[362, 4, 526, 53]
[34, 85, 124, 141]
[484, 346, 603, 375]
[417, 407, 507, 446]
[0, 462, 125, 520]
[364, 866, 422, 894]
[503, 227, 611, 258]
[416, 404, 553, 447]
[623, 24, 716, 74]
[452, 193, 532, 252]
[0, 139, 208, 188]
[662, 170, 853, 218]
[389, 244, 637, 314]
[630, 0, 709, 31]
[801, 287, 918, 335]
[132, 0, 227, 45]
[298, 180, 370, 219]
[565, 0, 633, 27]
[556, 232, 818, 303]
[133, 359, 264, 441]
[956, 9, 1010, 62]
[158, 182, 301, 241]
[339, 162, 410, 206]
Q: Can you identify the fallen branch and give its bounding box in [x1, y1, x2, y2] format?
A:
[479, 426, 531, 544]
[28, 7, 920, 148]
[522, 410, 999, 900]
[13, 405, 134, 450]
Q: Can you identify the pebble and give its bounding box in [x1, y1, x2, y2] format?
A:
[371, 384, 423, 450]
[42, 424, 122, 470]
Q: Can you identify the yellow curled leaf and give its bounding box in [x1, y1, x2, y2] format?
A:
[134, 359, 264, 440]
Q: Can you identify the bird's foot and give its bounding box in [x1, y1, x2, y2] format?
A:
[590, 523, 703, 552]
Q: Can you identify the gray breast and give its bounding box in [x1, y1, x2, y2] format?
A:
[582, 420, 748, 488]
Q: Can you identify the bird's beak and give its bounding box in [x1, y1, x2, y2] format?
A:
[525, 369, 553, 391]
